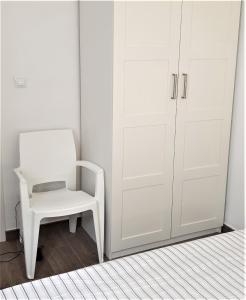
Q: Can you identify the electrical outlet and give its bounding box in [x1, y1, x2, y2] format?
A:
[14, 76, 26, 88]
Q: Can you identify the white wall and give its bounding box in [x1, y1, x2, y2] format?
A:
[1, 1, 80, 231]
[79, 2, 113, 249]
[225, 5, 244, 230]
[0, 1, 7, 241]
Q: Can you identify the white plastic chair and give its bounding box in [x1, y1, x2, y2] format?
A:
[14, 129, 104, 279]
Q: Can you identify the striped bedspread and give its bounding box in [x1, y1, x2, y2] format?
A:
[1, 230, 245, 299]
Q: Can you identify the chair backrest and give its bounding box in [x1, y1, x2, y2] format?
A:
[19, 129, 77, 194]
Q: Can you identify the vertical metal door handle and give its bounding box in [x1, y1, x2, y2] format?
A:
[171, 73, 178, 99]
[181, 73, 188, 99]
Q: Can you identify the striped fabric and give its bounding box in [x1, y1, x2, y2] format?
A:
[1, 230, 245, 299]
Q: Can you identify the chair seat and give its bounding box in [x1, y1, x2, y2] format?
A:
[30, 188, 95, 213]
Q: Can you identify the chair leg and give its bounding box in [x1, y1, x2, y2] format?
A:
[69, 215, 78, 233]
[80, 213, 83, 227]
[92, 207, 103, 263]
[24, 214, 40, 279]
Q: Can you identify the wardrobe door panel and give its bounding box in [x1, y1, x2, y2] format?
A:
[112, 1, 182, 251]
[121, 185, 168, 239]
[172, 1, 241, 237]
[124, 61, 169, 115]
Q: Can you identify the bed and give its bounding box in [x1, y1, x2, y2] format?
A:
[1, 230, 244, 299]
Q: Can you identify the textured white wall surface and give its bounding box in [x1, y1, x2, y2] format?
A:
[2, 1, 80, 230]
[0, 1, 7, 241]
[225, 6, 245, 230]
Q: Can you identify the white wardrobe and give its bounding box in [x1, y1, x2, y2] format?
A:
[79, 1, 241, 259]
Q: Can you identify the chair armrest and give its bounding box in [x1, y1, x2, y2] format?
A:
[76, 160, 103, 174]
[76, 161, 104, 202]
[14, 168, 30, 209]
[14, 168, 28, 184]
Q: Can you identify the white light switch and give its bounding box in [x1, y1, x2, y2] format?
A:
[14, 76, 26, 88]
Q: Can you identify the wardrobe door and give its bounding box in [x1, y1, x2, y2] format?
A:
[112, 1, 182, 252]
[172, 1, 241, 237]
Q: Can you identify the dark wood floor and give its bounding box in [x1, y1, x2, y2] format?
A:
[0, 220, 99, 289]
